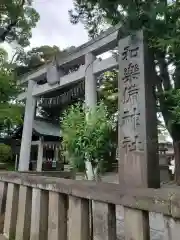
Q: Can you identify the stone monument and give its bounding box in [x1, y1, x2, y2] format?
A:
[118, 31, 160, 188]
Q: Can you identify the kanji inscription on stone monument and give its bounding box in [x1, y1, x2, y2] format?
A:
[120, 38, 142, 153]
[118, 31, 160, 188]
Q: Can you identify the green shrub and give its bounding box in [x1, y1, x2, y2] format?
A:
[61, 102, 114, 179]
[0, 143, 12, 163]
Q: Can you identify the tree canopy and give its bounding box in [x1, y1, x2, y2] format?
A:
[0, 48, 22, 136]
[15, 45, 61, 75]
[0, 0, 39, 46]
[0, 0, 39, 136]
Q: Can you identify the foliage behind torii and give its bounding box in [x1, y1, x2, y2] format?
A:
[0, 0, 39, 136]
[0, 0, 39, 46]
[70, 0, 180, 179]
[0, 48, 23, 136]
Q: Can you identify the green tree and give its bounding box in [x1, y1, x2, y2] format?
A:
[62, 102, 114, 180]
[98, 70, 118, 166]
[0, 48, 23, 136]
[70, 0, 180, 180]
[16, 45, 61, 75]
[0, 0, 39, 136]
[0, 0, 39, 46]
[98, 70, 118, 116]
[15, 45, 77, 75]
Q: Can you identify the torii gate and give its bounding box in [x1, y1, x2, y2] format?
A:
[17, 25, 160, 190]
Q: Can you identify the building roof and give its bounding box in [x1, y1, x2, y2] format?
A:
[8, 118, 61, 140]
[33, 119, 60, 137]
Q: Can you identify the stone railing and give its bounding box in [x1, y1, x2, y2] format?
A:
[19, 171, 75, 179]
[0, 172, 180, 240]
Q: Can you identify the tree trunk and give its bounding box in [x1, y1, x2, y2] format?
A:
[85, 161, 94, 180]
[173, 140, 180, 183]
[85, 160, 101, 240]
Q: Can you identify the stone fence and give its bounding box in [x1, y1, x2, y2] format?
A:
[19, 171, 75, 179]
[0, 172, 180, 240]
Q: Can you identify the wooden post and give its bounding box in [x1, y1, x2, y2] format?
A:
[68, 196, 89, 240]
[48, 192, 67, 240]
[30, 188, 48, 240]
[54, 146, 59, 162]
[37, 137, 44, 172]
[3, 183, 19, 239]
[118, 31, 160, 239]
[15, 186, 32, 240]
[93, 201, 116, 240]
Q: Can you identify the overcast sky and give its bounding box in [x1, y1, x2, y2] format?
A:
[31, 0, 88, 49]
[0, 0, 88, 55]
